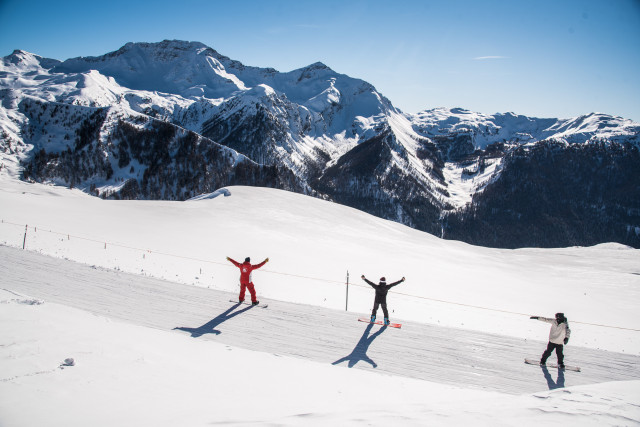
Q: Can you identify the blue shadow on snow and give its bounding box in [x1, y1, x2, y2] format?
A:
[541, 365, 565, 389]
[332, 322, 387, 368]
[173, 303, 254, 337]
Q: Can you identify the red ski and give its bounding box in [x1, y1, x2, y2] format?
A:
[358, 317, 402, 329]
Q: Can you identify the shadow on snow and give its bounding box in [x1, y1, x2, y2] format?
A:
[541, 365, 565, 389]
[332, 322, 387, 368]
[173, 303, 254, 337]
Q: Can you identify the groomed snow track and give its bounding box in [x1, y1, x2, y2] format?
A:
[2, 245, 639, 395]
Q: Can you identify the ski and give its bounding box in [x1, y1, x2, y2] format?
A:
[229, 299, 268, 308]
[358, 317, 402, 329]
[524, 358, 580, 372]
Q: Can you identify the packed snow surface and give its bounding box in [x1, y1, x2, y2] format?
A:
[1, 174, 639, 425]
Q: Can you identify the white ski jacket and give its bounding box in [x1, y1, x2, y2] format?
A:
[537, 317, 571, 344]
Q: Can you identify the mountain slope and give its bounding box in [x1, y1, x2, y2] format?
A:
[1, 41, 639, 248]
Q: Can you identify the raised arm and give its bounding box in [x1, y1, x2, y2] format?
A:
[388, 277, 405, 288]
[361, 275, 376, 287]
[253, 258, 269, 270]
[226, 257, 240, 268]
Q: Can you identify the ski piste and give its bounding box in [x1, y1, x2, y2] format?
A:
[229, 300, 268, 308]
[358, 317, 402, 329]
[524, 358, 581, 372]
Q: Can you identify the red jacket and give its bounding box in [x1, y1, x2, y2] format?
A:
[228, 258, 267, 284]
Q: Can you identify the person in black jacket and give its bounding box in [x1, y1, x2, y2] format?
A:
[361, 275, 405, 325]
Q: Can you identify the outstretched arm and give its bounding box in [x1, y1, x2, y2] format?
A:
[226, 257, 240, 268]
[530, 316, 554, 324]
[361, 275, 376, 287]
[254, 258, 269, 270]
[388, 277, 405, 288]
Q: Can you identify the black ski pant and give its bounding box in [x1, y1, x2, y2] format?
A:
[541, 341, 564, 365]
[371, 296, 389, 319]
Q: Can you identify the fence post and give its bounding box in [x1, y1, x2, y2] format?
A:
[345, 270, 349, 311]
[22, 224, 28, 249]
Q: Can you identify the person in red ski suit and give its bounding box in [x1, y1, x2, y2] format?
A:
[226, 256, 269, 305]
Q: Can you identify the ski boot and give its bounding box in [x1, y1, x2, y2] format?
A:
[384, 317, 390, 326]
[370, 315, 376, 323]
[252, 300, 260, 306]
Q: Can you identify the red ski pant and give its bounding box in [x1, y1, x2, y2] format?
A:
[239, 282, 257, 303]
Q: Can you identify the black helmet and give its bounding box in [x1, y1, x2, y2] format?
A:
[555, 312, 566, 322]
[244, 257, 251, 263]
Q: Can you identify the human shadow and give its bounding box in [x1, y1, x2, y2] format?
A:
[541, 365, 565, 389]
[173, 303, 254, 337]
[332, 323, 387, 368]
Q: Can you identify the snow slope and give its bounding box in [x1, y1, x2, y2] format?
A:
[1, 177, 639, 354]
[2, 245, 638, 394]
[1, 173, 640, 424]
[2, 254, 640, 426]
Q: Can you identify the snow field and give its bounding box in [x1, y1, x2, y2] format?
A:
[1, 179, 638, 354]
[1, 271, 639, 426]
[1, 174, 640, 425]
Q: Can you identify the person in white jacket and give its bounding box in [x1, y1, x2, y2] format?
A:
[530, 312, 571, 368]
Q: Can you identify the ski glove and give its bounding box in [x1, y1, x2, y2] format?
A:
[530, 316, 539, 319]
[564, 338, 569, 345]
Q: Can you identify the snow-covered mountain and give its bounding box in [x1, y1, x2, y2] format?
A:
[1, 40, 639, 248]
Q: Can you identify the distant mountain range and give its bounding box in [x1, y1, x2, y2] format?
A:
[1, 40, 639, 248]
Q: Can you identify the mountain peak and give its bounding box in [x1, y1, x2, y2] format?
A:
[3, 49, 37, 61]
[299, 62, 334, 74]
[295, 62, 335, 82]
[2, 49, 60, 70]
[306, 61, 331, 71]
[105, 39, 212, 61]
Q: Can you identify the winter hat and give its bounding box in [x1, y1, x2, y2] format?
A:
[380, 277, 386, 283]
[555, 312, 566, 322]
[245, 257, 251, 263]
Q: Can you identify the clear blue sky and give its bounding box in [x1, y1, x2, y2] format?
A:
[1, 0, 639, 121]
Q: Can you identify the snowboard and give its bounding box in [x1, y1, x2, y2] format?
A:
[358, 317, 402, 329]
[525, 358, 581, 372]
[229, 299, 268, 308]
